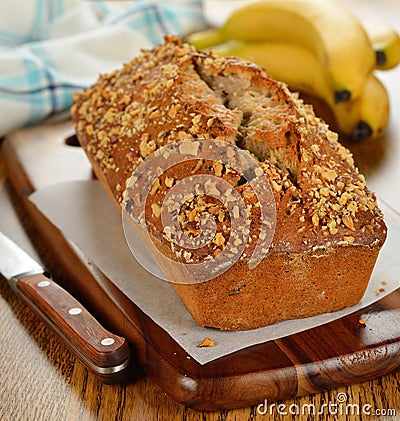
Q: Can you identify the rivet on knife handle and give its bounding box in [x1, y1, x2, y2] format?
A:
[16, 273, 130, 383]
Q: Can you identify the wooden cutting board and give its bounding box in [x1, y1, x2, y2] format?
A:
[2, 121, 400, 411]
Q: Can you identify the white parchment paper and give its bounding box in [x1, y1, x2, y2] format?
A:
[29, 180, 400, 364]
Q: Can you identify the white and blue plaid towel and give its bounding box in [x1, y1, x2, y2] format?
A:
[0, 0, 206, 137]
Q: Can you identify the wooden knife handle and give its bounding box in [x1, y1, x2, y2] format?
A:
[16, 273, 130, 383]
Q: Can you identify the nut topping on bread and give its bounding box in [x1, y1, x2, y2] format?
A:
[72, 36, 387, 330]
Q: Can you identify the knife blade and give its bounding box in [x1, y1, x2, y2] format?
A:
[0, 231, 130, 383]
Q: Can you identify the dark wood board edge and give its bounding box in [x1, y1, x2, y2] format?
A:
[3, 135, 400, 411]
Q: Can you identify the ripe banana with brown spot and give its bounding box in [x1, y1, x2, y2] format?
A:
[208, 41, 389, 142]
[217, 0, 375, 104]
[332, 74, 389, 142]
[363, 22, 400, 70]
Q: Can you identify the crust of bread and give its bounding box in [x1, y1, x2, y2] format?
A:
[171, 245, 378, 330]
[71, 36, 387, 330]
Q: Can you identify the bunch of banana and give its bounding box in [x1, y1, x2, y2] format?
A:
[187, 0, 400, 142]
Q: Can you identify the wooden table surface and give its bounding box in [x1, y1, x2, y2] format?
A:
[1, 138, 400, 421]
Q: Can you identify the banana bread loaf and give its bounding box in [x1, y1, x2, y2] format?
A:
[71, 36, 386, 330]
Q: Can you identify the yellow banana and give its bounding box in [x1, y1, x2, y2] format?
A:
[209, 41, 388, 142]
[218, 0, 375, 104]
[363, 22, 400, 70]
[332, 74, 389, 142]
[186, 28, 226, 51]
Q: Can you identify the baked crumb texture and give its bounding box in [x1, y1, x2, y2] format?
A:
[72, 36, 387, 330]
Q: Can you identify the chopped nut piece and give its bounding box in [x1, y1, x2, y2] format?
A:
[85, 124, 94, 135]
[301, 151, 310, 162]
[310, 144, 320, 154]
[149, 178, 160, 196]
[328, 225, 338, 235]
[213, 232, 225, 246]
[347, 201, 358, 213]
[311, 213, 319, 227]
[165, 176, 174, 188]
[151, 203, 162, 218]
[242, 189, 255, 199]
[197, 337, 215, 347]
[342, 215, 355, 231]
[191, 159, 203, 174]
[213, 161, 223, 177]
[322, 168, 337, 181]
[343, 236, 355, 244]
[320, 187, 330, 197]
[338, 192, 351, 206]
[96, 149, 104, 160]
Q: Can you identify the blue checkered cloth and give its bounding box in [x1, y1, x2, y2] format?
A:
[0, 0, 206, 137]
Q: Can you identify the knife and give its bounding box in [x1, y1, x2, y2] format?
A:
[0, 231, 130, 384]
